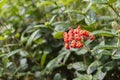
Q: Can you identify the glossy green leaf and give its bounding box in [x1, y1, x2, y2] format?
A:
[87, 61, 101, 74]
[67, 62, 86, 71]
[85, 10, 96, 25]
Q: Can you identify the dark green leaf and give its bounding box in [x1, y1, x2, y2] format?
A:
[102, 61, 116, 72]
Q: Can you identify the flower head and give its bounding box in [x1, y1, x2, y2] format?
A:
[63, 26, 95, 50]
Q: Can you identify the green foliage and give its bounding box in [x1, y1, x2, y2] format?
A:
[0, 0, 120, 80]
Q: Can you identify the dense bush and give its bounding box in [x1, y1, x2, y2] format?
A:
[0, 0, 120, 80]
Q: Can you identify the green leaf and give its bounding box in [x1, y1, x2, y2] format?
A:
[93, 67, 106, 80]
[92, 45, 117, 51]
[53, 22, 71, 31]
[64, 10, 82, 14]
[67, 62, 86, 71]
[0, 36, 5, 41]
[63, 52, 70, 64]
[53, 73, 62, 80]
[92, 30, 116, 37]
[87, 61, 101, 74]
[75, 40, 92, 55]
[112, 54, 120, 59]
[45, 51, 70, 71]
[7, 49, 22, 58]
[41, 53, 48, 68]
[108, 0, 117, 3]
[102, 61, 116, 72]
[112, 49, 120, 59]
[85, 10, 96, 25]
[73, 74, 92, 80]
[90, 0, 107, 3]
[52, 31, 63, 39]
[26, 30, 40, 47]
[49, 15, 57, 24]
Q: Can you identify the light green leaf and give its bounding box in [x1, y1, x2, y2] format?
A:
[92, 30, 116, 37]
[64, 10, 82, 14]
[90, 0, 107, 3]
[49, 15, 57, 24]
[0, 36, 5, 41]
[73, 74, 92, 80]
[41, 53, 48, 68]
[108, 0, 117, 3]
[52, 31, 63, 39]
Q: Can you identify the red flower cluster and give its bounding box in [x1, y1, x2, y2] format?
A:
[63, 26, 95, 50]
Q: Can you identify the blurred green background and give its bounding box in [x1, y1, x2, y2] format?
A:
[0, 0, 120, 80]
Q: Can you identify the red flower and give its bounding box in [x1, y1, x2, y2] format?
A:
[63, 26, 95, 50]
[76, 41, 83, 48]
[89, 35, 95, 40]
[64, 43, 70, 50]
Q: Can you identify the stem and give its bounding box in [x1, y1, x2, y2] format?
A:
[107, 2, 120, 17]
[83, 55, 87, 68]
[83, 43, 93, 54]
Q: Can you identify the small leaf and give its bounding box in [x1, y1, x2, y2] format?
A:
[49, 15, 57, 24]
[0, 36, 5, 41]
[52, 31, 63, 39]
[41, 53, 48, 68]
[53, 73, 62, 80]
